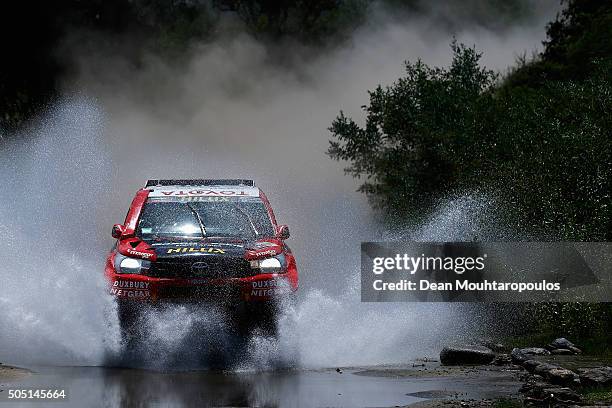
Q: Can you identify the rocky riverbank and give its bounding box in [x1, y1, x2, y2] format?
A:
[0, 339, 609, 407]
[429, 337, 612, 407]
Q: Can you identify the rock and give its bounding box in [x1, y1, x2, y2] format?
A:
[482, 341, 506, 353]
[546, 338, 582, 354]
[550, 337, 576, 349]
[491, 353, 512, 366]
[546, 367, 580, 386]
[577, 366, 612, 386]
[522, 360, 580, 385]
[520, 380, 582, 404]
[551, 348, 574, 355]
[521, 347, 551, 356]
[520, 379, 553, 396]
[522, 359, 542, 372]
[439, 345, 495, 366]
[511, 348, 529, 365]
[541, 386, 582, 403]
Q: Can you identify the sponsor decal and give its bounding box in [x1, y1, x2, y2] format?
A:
[149, 187, 259, 198]
[166, 247, 225, 254]
[148, 196, 241, 203]
[250, 288, 277, 297]
[110, 288, 150, 298]
[249, 282, 290, 297]
[161, 190, 247, 196]
[248, 277, 292, 297]
[252, 280, 278, 288]
[126, 248, 154, 259]
[111, 280, 151, 298]
[113, 281, 150, 289]
[252, 249, 277, 257]
[246, 241, 281, 259]
[183, 196, 230, 202]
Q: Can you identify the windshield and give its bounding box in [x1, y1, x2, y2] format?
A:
[136, 198, 275, 240]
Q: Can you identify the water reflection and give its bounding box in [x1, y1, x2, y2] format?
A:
[17, 367, 423, 407]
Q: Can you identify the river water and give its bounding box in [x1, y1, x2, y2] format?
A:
[1, 363, 523, 407]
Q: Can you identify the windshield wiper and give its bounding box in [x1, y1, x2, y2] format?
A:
[185, 202, 207, 237]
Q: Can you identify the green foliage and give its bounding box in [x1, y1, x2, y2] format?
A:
[236, 0, 369, 42]
[532, 303, 612, 344]
[491, 398, 522, 408]
[130, 1, 218, 52]
[507, 0, 612, 88]
[543, 0, 612, 78]
[503, 303, 612, 357]
[583, 387, 612, 405]
[490, 65, 612, 239]
[329, 42, 498, 214]
[328, 1, 612, 240]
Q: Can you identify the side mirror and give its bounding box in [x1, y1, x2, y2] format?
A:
[112, 224, 126, 239]
[277, 224, 290, 240]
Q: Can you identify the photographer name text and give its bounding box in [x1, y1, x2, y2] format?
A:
[373, 279, 560, 292]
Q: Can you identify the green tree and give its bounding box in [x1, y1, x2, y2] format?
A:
[328, 41, 612, 239]
[328, 42, 498, 215]
[235, 0, 368, 42]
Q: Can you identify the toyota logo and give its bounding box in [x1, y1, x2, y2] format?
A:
[191, 262, 209, 276]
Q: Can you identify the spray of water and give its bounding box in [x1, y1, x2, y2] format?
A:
[0, 2, 558, 369]
[0, 100, 119, 365]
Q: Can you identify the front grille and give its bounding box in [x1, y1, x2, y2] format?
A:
[155, 285, 240, 300]
[148, 257, 252, 279]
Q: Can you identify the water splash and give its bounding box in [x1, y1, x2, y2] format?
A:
[0, 0, 554, 365]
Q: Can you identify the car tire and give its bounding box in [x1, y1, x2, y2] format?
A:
[232, 300, 278, 337]
[116, 299, 145, 350]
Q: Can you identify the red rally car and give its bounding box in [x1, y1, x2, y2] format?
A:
[105, 179, 298, 338]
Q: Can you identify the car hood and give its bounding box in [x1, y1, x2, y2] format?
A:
[117, 236, 284, 261]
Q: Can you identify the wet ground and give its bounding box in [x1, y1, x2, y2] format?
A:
[0, 362, 524, 407]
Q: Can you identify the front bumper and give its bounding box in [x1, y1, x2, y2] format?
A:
[105, 257, 298, 303]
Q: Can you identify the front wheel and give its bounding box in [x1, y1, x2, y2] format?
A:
[116, 300, 147, 352]
[232, 300, 279, 337]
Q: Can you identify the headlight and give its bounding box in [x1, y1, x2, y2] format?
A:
[250, 256, 284, 273]
[114, 254, 150, 274]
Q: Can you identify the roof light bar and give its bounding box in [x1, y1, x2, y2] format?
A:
[145, 179, 255, 188]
